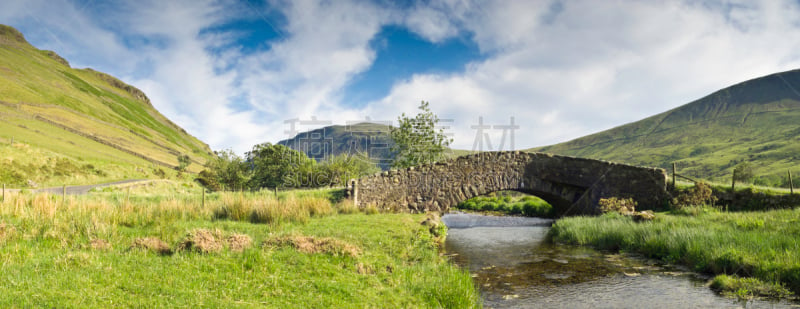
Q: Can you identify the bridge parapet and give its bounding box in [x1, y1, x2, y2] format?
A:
[352, 151, 668, 215]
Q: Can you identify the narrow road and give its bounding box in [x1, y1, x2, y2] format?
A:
[32, 179, 149, 195]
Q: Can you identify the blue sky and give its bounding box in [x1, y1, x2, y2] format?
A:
[3, 0, 800, 154]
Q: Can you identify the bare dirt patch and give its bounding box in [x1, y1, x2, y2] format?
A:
[264, 235, 361, 258]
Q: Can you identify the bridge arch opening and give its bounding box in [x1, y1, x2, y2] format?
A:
[453, 189, 574, 218]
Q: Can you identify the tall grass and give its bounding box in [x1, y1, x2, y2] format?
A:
[0, 186, 344, 244]
[549, 209, 800, 298]
[213, 194, 333, 225]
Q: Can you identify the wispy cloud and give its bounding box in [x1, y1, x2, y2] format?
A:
[4, 0, 800, 154]
[371, 0, 800, 149]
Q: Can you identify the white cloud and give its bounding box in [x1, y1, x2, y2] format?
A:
[6, 0, 800, 155]
[403, 3, 460, 43]
[228, 0, 398, 150]
[0, 0, 132, 71]
[372, 0, 800, 150]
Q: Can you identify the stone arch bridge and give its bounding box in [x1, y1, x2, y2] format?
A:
[349, 152, 669, 215]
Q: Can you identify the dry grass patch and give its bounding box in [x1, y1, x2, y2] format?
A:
[130, 237, 172, 255]
[177, 229, 225, 253]
[0, 223, 15, 243]
[89, 238, 112, 251]
[355, 262, 374, 275]
[364, 204, 379, 215]
[177, 229, 253, 253]
[264, 235, 361, 258]
[335, 199, 359, 214]
[226, 233, 253, 252]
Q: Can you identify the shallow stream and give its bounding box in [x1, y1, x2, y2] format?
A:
[442, 213, 796, 308]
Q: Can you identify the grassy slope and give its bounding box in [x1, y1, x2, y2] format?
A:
[532, 69, 800, 186]
[0, 25, 212, 187]
[0, 186, 481, 308]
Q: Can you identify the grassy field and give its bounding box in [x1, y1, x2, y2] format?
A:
[0, 183, 481, 308]
[549, 207, 800, 300]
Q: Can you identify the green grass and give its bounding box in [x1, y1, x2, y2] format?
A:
[1, 24, 212, 186]
[549, 208, 800, 299]
[0, 187, 482, 307]
[456, 191, 554, 217]
[710, 274, 793, 300]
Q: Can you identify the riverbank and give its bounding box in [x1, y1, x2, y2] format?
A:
[549, 207, 800, 300]
[0, 184, 481, 307]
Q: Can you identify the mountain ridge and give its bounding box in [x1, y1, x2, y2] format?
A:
[532, 68, 800, 186]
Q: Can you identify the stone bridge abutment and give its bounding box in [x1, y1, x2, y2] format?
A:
[350, 152, 669, 215]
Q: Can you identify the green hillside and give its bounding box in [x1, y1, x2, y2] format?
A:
[532, 69, 800, 187]
[0, 24, 213, 187]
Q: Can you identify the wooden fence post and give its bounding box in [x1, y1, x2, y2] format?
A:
[672, 163, 676, 189]
[731, 169, 736, 194]
[202, 188, 205, 208]
[2, 183, 5, 202]
[62, 184, 66, 203]
[789, 170, 794, 195]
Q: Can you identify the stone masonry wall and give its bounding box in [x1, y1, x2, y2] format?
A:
[353, 151, 669, 215]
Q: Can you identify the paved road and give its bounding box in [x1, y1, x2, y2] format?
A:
[32, 179, 148, 195]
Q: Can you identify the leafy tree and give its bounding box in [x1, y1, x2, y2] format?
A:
[390, 101, 453, 169]
[195, 169, 221, 191]
[318, 151, 380, 186]
[733, 162, 755, 184]
[176, 154, 191, 171]
[282, 156, 319, 188]
[247, 143, 315, 189]
[196, 149, 249, 191]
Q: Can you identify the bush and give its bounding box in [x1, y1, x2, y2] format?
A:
[455, 193, 554, 217]
[153, 168, 167, 179]
[672, 182, 718, 209]
[598, 197, 637, 214]
[195, 170, 221, 191]
[479, 201, 495, 211]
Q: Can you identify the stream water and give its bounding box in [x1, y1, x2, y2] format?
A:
[442, 213, 796, 309]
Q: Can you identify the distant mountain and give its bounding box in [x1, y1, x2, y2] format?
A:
[277, 122, 396, 170]
[531, 69, 800, 187]
[0, 24, 212, 187]
[276, 122, 475, 170]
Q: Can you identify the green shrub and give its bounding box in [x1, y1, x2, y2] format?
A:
[479, 201, 495, 211]
[672, 182, 717, 209]
[598, 197, 637, 214]
[456, 193, 554, 217]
